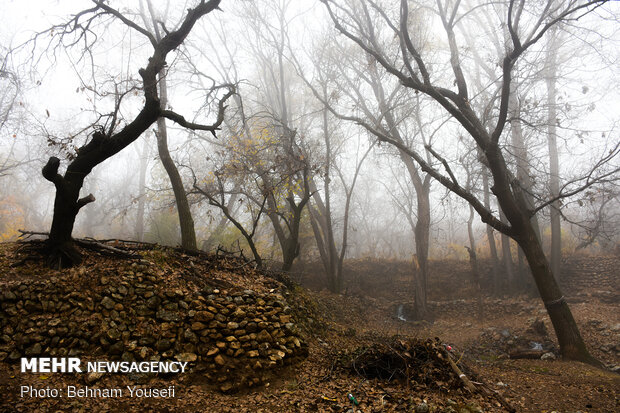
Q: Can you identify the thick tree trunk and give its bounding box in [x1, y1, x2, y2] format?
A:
[413, 188, 431, 319]
[42, 0, 221, 267]
[43, 157, 97, 268]
[47, 192, 84, 268]
[281, 239, 299, 272]
[516, 223, 599, 365]
[487, 145, 597, 364]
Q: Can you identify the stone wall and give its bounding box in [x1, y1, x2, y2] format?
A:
[0, 260, 308, 392]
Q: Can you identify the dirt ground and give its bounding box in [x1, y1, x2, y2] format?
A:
[0, 242, 618, 412]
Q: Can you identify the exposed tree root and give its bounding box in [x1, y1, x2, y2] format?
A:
[15, 230, 140, 268]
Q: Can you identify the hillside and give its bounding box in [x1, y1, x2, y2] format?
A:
[0, 241, 618, 412]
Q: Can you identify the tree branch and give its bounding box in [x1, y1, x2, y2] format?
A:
[160, 86, 234, 136]
[425, 143, 459, 186]
[93, 0, 157, 46]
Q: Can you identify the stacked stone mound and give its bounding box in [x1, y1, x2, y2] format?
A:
[0, 260, 308, 392]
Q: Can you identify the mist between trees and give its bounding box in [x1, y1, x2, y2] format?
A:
[0, 0, 619, 364]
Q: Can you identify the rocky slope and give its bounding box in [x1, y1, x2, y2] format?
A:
[0, 243, 309, 394]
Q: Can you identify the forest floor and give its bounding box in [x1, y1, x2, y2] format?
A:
[0, 241, 618, 412]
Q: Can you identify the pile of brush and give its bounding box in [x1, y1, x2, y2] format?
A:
[342, 337, 473, 391]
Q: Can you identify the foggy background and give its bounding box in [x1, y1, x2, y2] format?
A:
[1, 0, 618, 267]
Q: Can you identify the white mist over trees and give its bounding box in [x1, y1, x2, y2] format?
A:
[0, 0, 619, 364]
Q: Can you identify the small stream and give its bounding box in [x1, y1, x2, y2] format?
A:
[396, 304, 407, 321]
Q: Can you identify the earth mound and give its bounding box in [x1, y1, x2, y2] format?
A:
[0, 241, 309, 394]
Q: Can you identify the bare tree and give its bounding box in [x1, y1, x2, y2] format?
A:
[572, 185, 620, 252]
[0, 46, 29, 179]
[192, 168, 267, 267]
[318, 0, 617, 364]
[307, 119, 374, 292]
[218, 0, 316, 271]
[36, 0, 231, 267]
[295, 25, 435, 317]
[545, 24, 563, 278]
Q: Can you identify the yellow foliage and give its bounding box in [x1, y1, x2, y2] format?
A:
[0, 197, 24, 242]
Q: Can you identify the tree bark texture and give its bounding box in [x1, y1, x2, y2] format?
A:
[42, 0, 222, 266]
[482, 170, 501, 293]
[155, 70, 197, 251]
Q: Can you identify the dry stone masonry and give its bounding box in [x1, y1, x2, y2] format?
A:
[0, 260, 308, 392]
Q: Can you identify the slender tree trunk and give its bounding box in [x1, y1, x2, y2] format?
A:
[482, 170, 501, 293]
[266, 191, 307, 272]
[546, 26, 562, 281]
[321, 106, 340, 288]
[201, 190, 240, 251]
[155, 69, 197, 250]
[141, 0, 197, 251]
[306, 106, 341, 292]
[499, 208, 514, 293]
[466, 205, 483, 322]
[308, 203, 333, 288]
[365, 57, 432, 317]
[135, 136, 150, 242]
[517, 246, 528, 290]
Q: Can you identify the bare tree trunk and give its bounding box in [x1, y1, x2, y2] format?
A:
[321, 106, 340, 288]
[308, 191, 340, 291]
[414, 186, 431, 319]
[135, 135, 150, 242]
[155, 70, 197, 251]
[483, 170, 501, 293]
[466, 205, 483, 322]
[143, 0, 197, 251]
[43, 156, 95, 268]
[517, 246, 528, 290]
[499, 208, 514, 293]
[515, 220, 600, 365]
[488, 143, 597, 364]
[306, 106, 341, 291]
[266, 185, 309, 272]
[546, 26, 562, 281]
[399, 153, 431, 319]
[317, 0, 599, 365]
